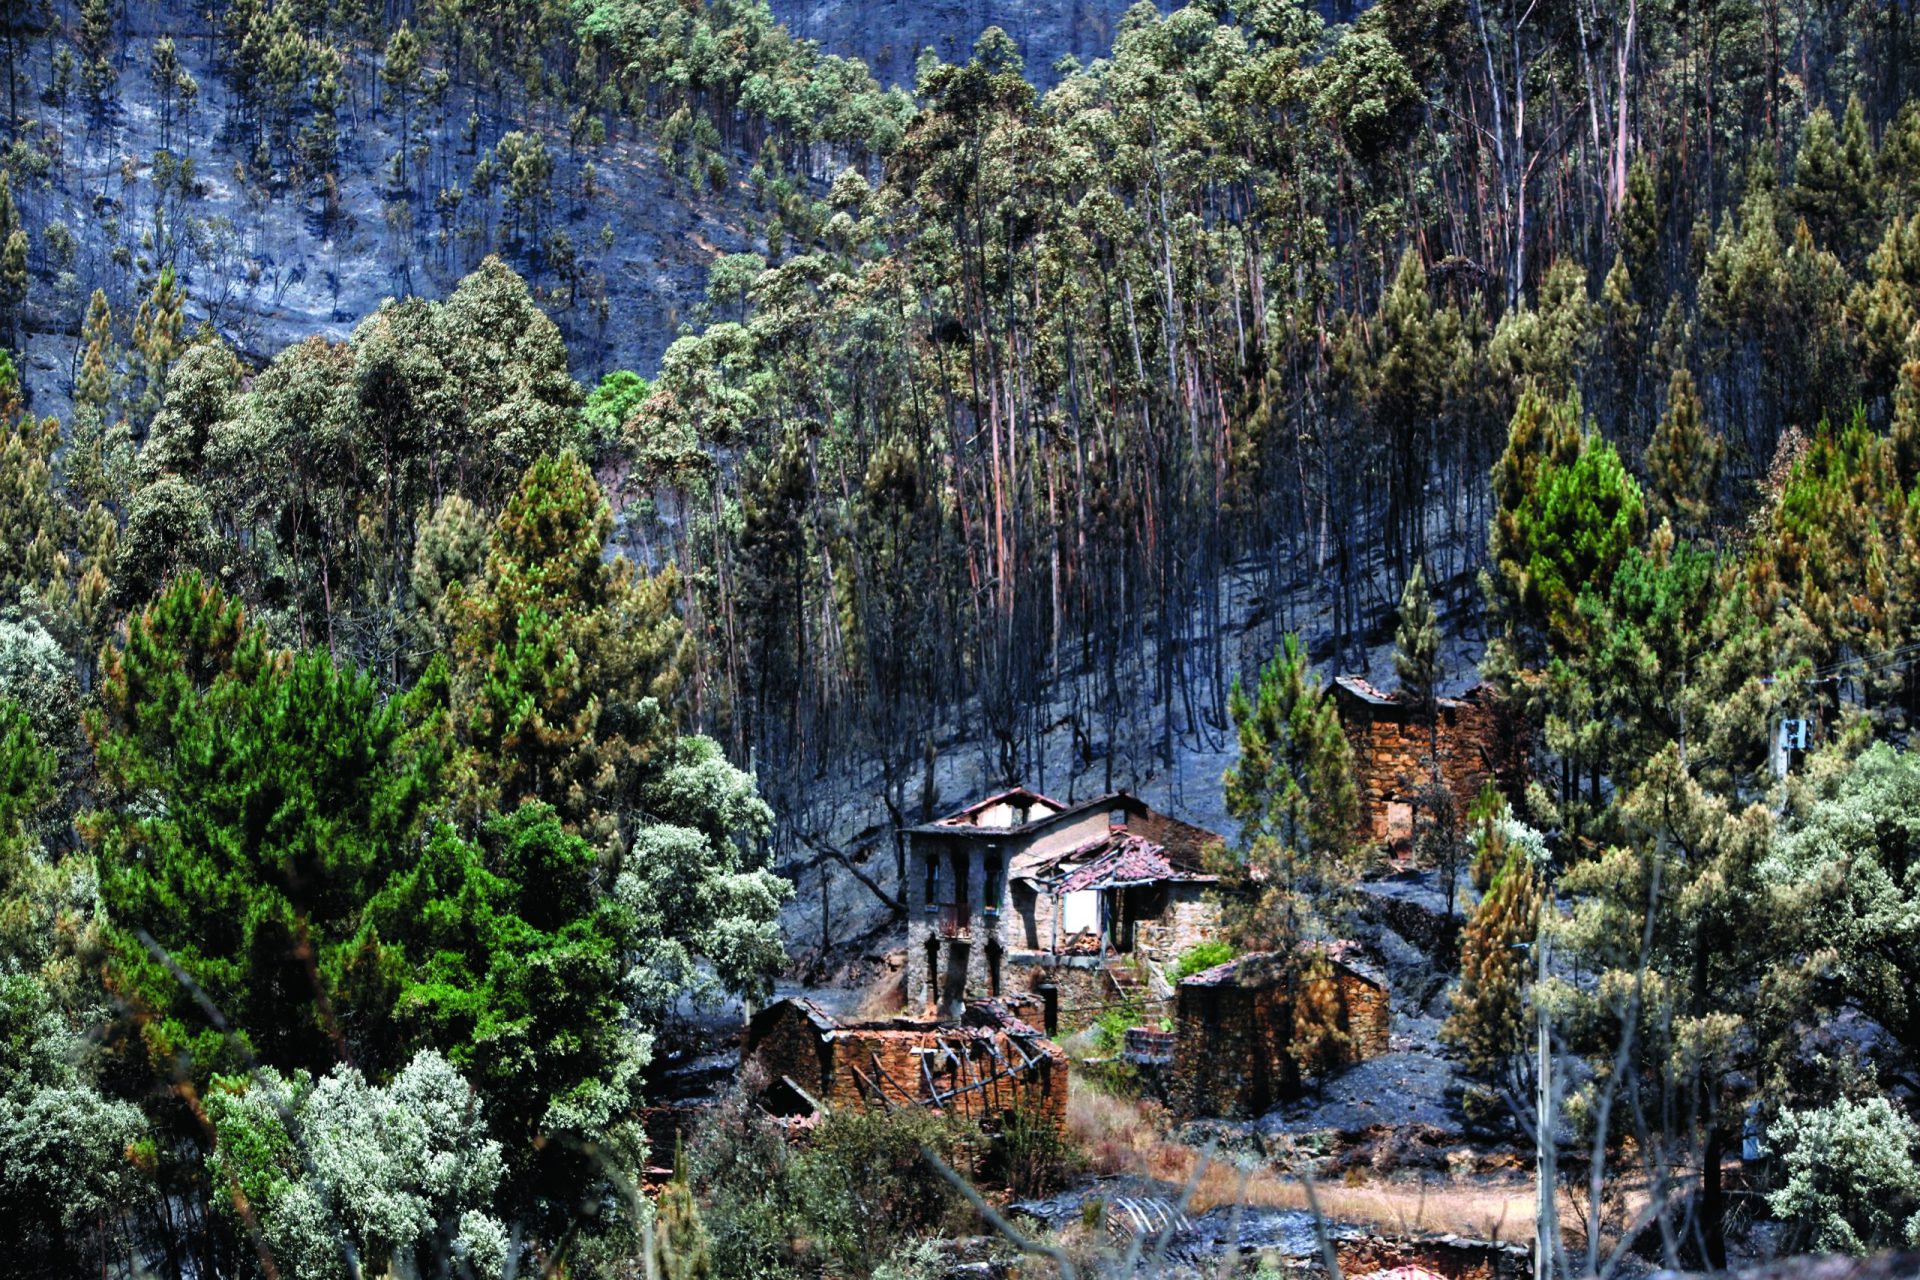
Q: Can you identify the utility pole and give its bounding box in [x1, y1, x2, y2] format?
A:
[1535, 930, 1555, 1280]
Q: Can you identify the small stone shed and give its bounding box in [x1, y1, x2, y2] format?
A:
[1332, 677, 1528, 851]
[1171, 946, 1391, 1119]
[740, 997, 1069, 1130]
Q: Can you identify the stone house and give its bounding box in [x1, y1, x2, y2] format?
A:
[739, 996, 1069, 1130]
[903, 788, 1226, 1024]
[1332, 677, 1527, 851]
[1170, 945, 1391, 1119]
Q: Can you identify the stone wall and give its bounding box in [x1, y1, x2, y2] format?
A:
[1335, 685, 1527, 849]
[1339, 967, 1392, 1060]
[1170, 959, 1392, 1119]
[906, 805, 1115, 1014]
[742, 1001, 1069, 1130]
[1172, 981, 1294, 1118]
[1005, 952, 1171, 1035]
[1015, 880, 1220, 966]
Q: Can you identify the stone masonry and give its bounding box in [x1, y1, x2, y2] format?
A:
[1171, 948, 1391, 1119]
[1332, 677, 1528, 850]
[904, 789, 1227, 1019]
[741, 997, 1070, 1131]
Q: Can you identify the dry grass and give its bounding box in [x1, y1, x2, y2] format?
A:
[1065, 1082, 1539, 1243]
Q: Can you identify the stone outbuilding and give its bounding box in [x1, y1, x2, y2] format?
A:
[740, 996, 1069, 1131]
[904, 788, 1227, 1024]
[1170, 945, 1391, 1119]
[1332, 677, 1527, 851]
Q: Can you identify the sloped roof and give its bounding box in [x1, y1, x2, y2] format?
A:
[1052, 832, 1216, 894]
[935, 786, 1065, 825]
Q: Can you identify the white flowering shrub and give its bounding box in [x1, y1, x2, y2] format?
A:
[206, 1048, 509, 1280]
[0, 616, 79, 747]
[1766, 1094, 1920, 1254]
[617, 734, 789, 1025]
[0, 972, 147, 1261]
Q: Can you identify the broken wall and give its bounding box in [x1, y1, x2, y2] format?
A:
[742, 1002, 1070, 1130]
[1338, 689, 1526, 848]
[1171, 963, 1392, 1119]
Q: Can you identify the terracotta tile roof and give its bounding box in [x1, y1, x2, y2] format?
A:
[1335, 674, 1401, 704]
[1052, 833, 1217, 894]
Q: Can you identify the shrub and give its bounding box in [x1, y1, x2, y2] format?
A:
[988, 1103, 1080, 1197]
[1173, 940, 1235, 981]
[1092, 1002, 1141, 1053]
[1766, 1095, 1920, 1254]
[692, 1096, 979, 1280]
[791, 1108, 979, 1276]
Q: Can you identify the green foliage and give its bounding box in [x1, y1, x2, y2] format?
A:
[1486, 388, 1586, 666]
[1466, 787, 1546, 894]
[1508, 434, 1646, 658]
[448, 450, 693, 842]
[1311, 29, 1417, 164]
[1643, 368, 1722, 540]
[615, 735, 788, 1022]
[688, 1099, 976, 1280]
[1394, 561, 1440, 723]
[1792, 97, 1876, 268]
[1766, 1095, 1920, 1255]
[204, 1049, 509, 1280]
[0, 971, 148, 1276]
[87, 573, 448, 1079]
[1764, 745, 1920, 1055]
[1443, 843, 1541, 1079]
[1215, 634, 1362, 950]
[348, 805, 650, 1192]
[583, 368, 651, 457]
[83, 566, 709, 1223]
[0, 696, 52, 858]
[1091, 1000, 1142, 1054]
[787, 1108, 978, 1279]
[1173, 939, 1235, 981]
[652, 1139, 713, 1280]
[988, 1101, 1079, 1197]
[174, 257, 581, 668]
[1287, 947, 1355, 1082]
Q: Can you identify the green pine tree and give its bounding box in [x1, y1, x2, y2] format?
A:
[0, 227, 27, 350]
[1643, 367, 1722, 541]
[450, 452, 690, 843]
[1791, 98, 1875, 266]
[1214, 634, 1362, 950]
[1443, 841, 1541, 1084]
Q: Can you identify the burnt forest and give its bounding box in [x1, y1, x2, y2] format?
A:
[5, 0, 1920, 1278]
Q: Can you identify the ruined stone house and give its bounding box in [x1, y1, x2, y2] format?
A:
[1171, 945, 1391, 1119]
[739, 996, 1069, 1130]
[1332, 677, 1527, 851]
[903, 788, 1227, 1026]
